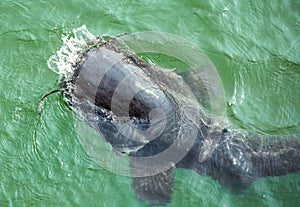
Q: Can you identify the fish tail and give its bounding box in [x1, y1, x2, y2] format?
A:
[250, 134, 300, 177]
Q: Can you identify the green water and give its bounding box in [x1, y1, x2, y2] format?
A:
[0, 0, 299, 206]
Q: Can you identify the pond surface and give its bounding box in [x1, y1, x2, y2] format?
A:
[0, 1, 299, 206]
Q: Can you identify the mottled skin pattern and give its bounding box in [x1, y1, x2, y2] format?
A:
[63, 38, 300, 206]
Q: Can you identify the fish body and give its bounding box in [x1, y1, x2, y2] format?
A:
[62, 37, 300, 205]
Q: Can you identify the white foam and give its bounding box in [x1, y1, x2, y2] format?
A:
[47, 25, 97, 78]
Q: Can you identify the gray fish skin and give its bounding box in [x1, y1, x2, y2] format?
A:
[178, 129, 300, 191]
[65, 39, 300, 206]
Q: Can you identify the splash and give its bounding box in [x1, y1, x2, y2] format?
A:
[47, 25, 97, 78]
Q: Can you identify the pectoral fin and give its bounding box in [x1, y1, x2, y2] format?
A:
[131, 167, 174, 206]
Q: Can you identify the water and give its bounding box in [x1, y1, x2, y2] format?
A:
[0, 0, 299, 206]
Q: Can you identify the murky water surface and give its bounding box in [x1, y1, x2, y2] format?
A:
[0, 1, 299, 206]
